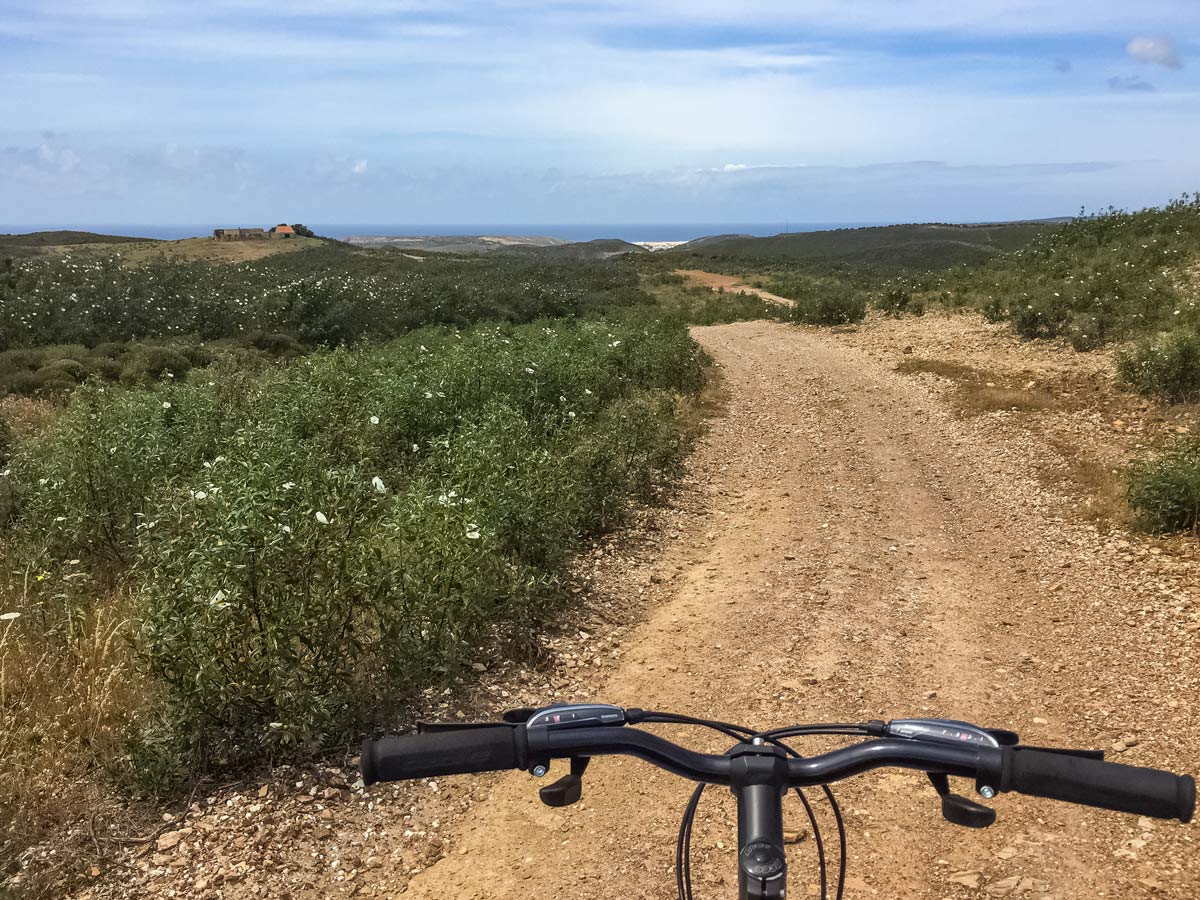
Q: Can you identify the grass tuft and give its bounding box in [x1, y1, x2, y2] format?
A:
[1126, 440, 1200, 533]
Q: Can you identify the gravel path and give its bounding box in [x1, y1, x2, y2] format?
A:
[675, 270, 795, 306]
[80, 318, 1198, 899]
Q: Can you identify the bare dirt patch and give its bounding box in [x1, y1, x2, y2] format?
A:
[675, 269, 795, 306]
[895, 357, 1061, 416]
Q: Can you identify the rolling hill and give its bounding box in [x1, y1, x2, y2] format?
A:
[670, 221, 1065, 271]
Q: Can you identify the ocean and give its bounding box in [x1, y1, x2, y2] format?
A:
[0, 223, 883, 243]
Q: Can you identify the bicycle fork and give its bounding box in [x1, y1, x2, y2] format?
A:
[730, 741, 790, 900]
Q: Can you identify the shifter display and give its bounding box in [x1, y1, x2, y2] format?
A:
[526, 703, 626, 730]
[884, 719, 1001, 749]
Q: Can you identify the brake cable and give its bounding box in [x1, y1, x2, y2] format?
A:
[641, 712, 865, 900]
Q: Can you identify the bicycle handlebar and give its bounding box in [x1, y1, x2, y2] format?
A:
[1001, 746, 1194, 822]
[361, 726, 522, 783]
[360, 720, 1195, 823]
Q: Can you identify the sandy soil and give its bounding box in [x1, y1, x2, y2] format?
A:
[676, 270, 795, 306]
[73, 316, 1200, 900]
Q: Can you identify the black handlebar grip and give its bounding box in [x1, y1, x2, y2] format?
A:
[1001, 748, 1194, 823]
[361, 727, 522, 786]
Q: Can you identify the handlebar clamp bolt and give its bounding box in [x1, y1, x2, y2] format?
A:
[979, 785, 996, 799]
[531, 765, 548, 778]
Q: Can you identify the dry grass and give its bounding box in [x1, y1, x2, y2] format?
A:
[895, 357, 1059, 416]
[894, 358, 986, 381]
[23, 236, 323, 266]
[122, 236, 323, 264]
[956, 384, 1059, 415]
[0, 397, 57, 440]
[0, 588, 144, 895]
[1042, 437, 1129, 527]
[896, 357, 1123, 524]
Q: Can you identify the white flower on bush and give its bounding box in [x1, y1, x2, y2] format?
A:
[315, 511, 330, 525]
[268, 722, 283, 729]
[0, 612, 20, 622]
[438, 490, 459, 506]
[281, 524, 292, 534]
[282, 481, 296, 490]
[191, 490, 207, 501]
[585, 389, 593, 396]
[162, 401, 171, 409]
[210, 590, 229, 609]
[412, 443, 420, 452]
[465, 524, 482, 540]
[370, 415, 380, 425]
[0, 470, 9, 477]
[372, 476, 387, 494]
[424, 391, 433, 399]
[524, 367, 535, 374]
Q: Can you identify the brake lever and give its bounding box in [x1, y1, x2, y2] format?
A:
[539, 757, 591, 807]
[928, 773, 996, 829]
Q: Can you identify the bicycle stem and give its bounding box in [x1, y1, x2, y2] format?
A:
[730, 741, 790, 900]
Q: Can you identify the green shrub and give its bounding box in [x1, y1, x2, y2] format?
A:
[0, 349, 44, 375]
[0, 250, 653, 349]
[176, 344, 215, 369]
[1011, 293, 1070, 340]
[1127, 440, 1200, 532]
[2, 371, 44, 396]
[950, 195, 1200, 346]
[92, 341, 129, 359]
[119, 347, 193, 386]
[6, 316, 703, 784]
[788, 290, 867, 326]
[37, 359, 89, 383]
[244, 331, 304, 358]
[765, 274, 867, 326]
[1116, 329, 1200, 402]
[89, 357, 123, 381]
[875, 285, 924, 318]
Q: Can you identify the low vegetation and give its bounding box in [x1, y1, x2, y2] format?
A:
[766, 273, 868, 325]
[0, 235, 731, 892]
[0, 249, 648, 353]
[0, 312, 704, 884]
[669, 221, 1052, 272]
[642, 272, 784, 324]
[1126, 440, 1200, 533]
[908, 194, 1200, 349]
[1116, 328, 1200, 402]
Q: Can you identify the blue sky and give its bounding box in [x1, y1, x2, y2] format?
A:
[2, 0, 1198, 225]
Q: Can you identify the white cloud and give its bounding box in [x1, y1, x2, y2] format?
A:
[1126, 36, 1182, 69]
[352, 159, 368, 175]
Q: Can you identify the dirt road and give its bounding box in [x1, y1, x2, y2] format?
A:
[676, 270, 795, 306]
[91, 318, 1198, 900]
[395, 321, 1198, 900]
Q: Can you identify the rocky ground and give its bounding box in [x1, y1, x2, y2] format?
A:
[66, 312, 1199, 899]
